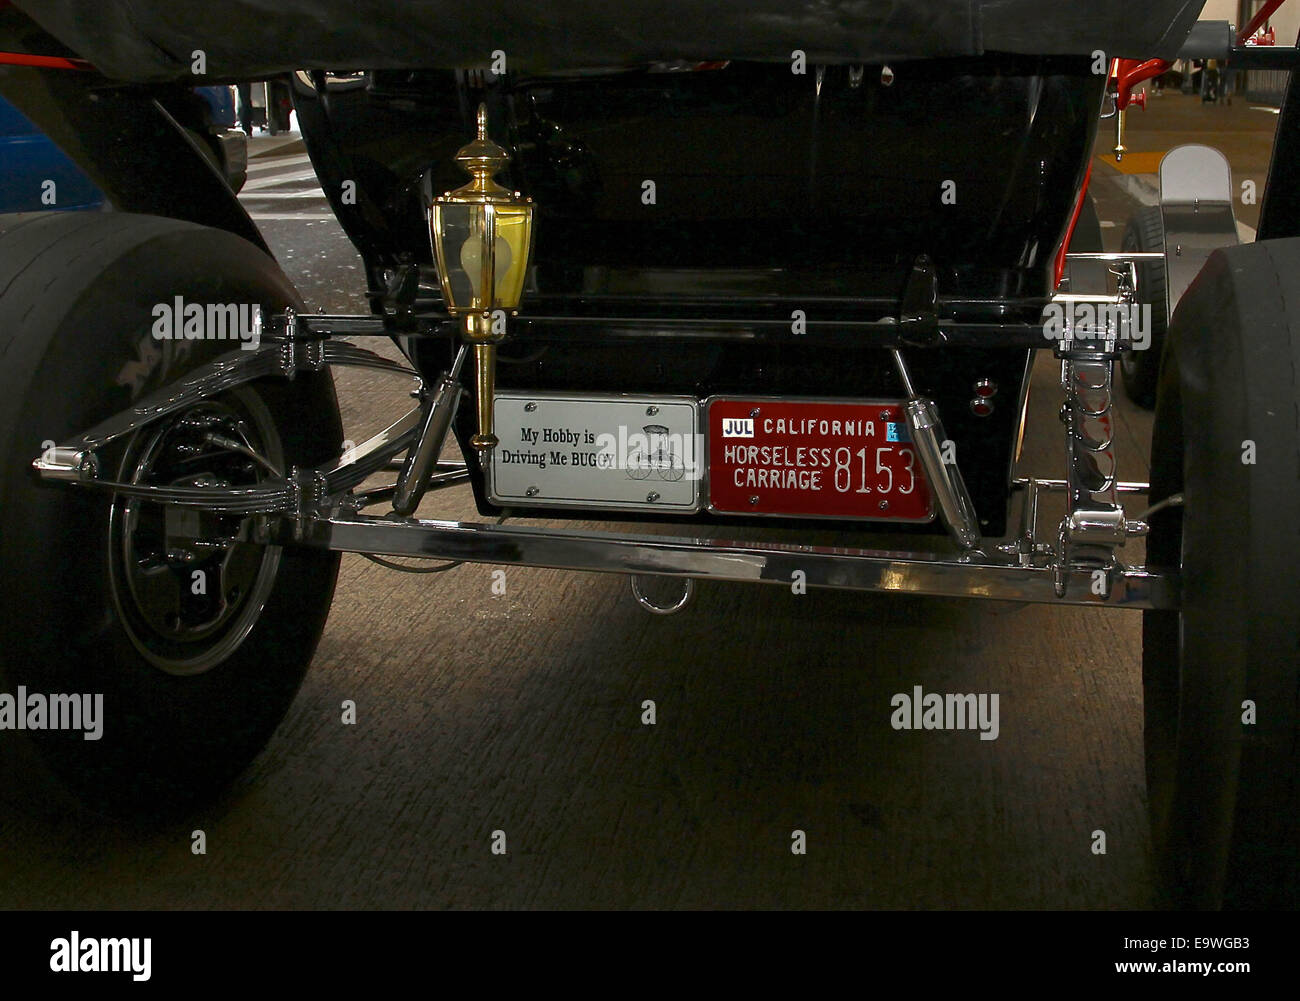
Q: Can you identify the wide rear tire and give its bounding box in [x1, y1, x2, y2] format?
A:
[0, 212, 341, 818]
[1144, 238, 1300, 909]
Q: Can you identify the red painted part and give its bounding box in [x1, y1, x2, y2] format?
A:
[1239, 0, 1288, 46]
[0, 51, 92, 70]
[1054, 159, 1093, 291]
[1115, 57, 1171, 110]
[706, 399, 934, 520]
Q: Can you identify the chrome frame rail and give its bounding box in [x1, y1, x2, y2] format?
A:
[282, 514, 1180, 610]
[28, 297, 1183, 610]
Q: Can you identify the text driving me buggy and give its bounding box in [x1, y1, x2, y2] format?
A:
[1, 1, 1299, 909]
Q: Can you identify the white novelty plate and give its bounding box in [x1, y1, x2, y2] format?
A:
[489, 392, 701, 512]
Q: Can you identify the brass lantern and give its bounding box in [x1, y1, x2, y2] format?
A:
[430, 103, 535, 452]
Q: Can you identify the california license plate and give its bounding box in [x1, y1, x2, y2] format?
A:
[706, 398, 934, 521]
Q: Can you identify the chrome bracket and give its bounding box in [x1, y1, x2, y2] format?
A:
[1051, 351, 1146, 598]
[289, 466, 329, 540]
[1052, 251, 1167, 363]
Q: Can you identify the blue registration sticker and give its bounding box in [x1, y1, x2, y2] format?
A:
[886, 422, 901, 442]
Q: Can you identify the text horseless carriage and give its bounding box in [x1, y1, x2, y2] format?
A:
[1, 1, 1298, 909]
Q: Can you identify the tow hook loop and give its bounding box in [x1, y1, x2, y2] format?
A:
[630, 575, 695, 615]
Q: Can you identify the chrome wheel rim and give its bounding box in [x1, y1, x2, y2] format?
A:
[107, 388, 283, 677]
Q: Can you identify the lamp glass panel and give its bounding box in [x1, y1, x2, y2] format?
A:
[434, 202, 532, 311]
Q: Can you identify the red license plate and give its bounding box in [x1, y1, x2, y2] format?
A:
[707, 398, 933, 521]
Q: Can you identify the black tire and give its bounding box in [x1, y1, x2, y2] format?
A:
[182, 127, 247, 195]
[186, 126, 225, 177]
[1120, 205, 1167, 409]
[0, 212, 341, 818]
[1144, 238, 1300, 909]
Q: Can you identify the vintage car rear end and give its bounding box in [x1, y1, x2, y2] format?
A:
[314, 56, 1102, 537]
[1, 0, 1298, 911]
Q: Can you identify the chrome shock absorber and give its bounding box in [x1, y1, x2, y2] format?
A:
[890, 348, 982, 551]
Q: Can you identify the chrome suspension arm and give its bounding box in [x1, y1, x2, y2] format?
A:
[32, 310, 424, 515]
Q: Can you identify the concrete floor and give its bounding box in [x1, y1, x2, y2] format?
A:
[0, 92, 1279, 909]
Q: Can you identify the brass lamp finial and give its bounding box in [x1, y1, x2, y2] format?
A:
[452, 103, 511, 199]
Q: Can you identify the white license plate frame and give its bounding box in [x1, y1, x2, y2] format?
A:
[488, 391, 702, 513]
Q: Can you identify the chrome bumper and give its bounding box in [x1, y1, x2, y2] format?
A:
[283, 514, 1179, 610]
